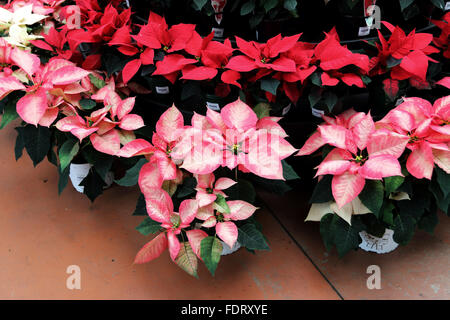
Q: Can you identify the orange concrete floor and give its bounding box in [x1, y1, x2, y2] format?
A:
[0, 122, 448, 300]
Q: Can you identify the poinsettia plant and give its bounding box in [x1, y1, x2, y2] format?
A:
[298, 95, 449, 256]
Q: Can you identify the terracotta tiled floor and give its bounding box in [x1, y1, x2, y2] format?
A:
[0, 123, 448, 300]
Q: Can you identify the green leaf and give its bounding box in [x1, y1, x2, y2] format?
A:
[249, 12, 264, 29]
[260, 79, 280, 95]
[214, 194, 230, 214]
[384, 176, 404, 194]
[386, 56, 402, 68]
[238, 223, 270, 251]
[192, 0, 208, 10]
[399, 0, 414, 11]
[381, 202, 395, 226]
[283, 0, 297, 11]
[82, 148, 113, 181]
[200, 236, 222, 276]
[240, 0, 255, 15]
[89, 74, 106, 89]
[0, 99, 19, 129]
[59, 139, 80, 172]
[176, 177, 197, 199]
[320, 213, 337, 252]
[323, 91, 338, 113]
[79, 99, 97, 110]
[418, 210, 438, 234]
[115, 158, 147, 187]
[333, 216, 362, 257]
[264, 0, 278, 12]
[14, 127, 25, 160]
[308, 87, 321, 108]
[282, 160, 300, 180]
[176, 242, 198, 278]
[430, 0, 445, 10]
[226, 178, 256, 203]
[80, 169, 105, 202]
[310, 175, 333, 203]
[310, 72, 322, 86]
[253, 102, 271, 119]
[58, 165, 70, 195]
[133, 194, 147, 216]
[392, 213, 415, 245]
[359, 180, 384, 218]
[136, 217, 161, 236]
[20, 125, 51, 167]
[435, 167, 450, 198]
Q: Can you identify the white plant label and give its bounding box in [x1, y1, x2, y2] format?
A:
[358, 26, 371, 37]
[69, 163, 92, 193]
[206, 101, 221, 111]
[311, 107, 325, 118]
[155, 86, 170, 94]
[445, 2, 450, 11]
[221, 241, 241, 255]
[359, 229, 399, 254]
[212, 27, 224, 38]
[282, 103, 292, 116]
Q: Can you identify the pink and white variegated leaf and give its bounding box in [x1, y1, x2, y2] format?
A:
[186, 229, 208, 259]
[179, 199, 199, 225]
[318, 125, 348, 150]
[406, 142, 434, 180]
[10, 48, 40, 77]
[216, 221, 238, 248]
[50, 65, 90, 86]
[221, 99, 258, 131]
[0, 76, 26, 99]
[167, 231, 181, 261]
[214, 177, 236, 190]
[297, 131, 325, 156]
[139, 162, 164, 195]
[119, 114, 145, 131]
[156, 105, 184, 143]
[89, 129, 120, 156]
[359, 155, 403, 180]
[118, 139, 154, 158]
[352, 112, 375, 151]
[16, 90, 48, 126]
[432, 149, 450, 174]
[134, 233, 167, 264]
[367, 130, 409, 158]
[332, 172, 366, 208]
[227, 200, 258, 221]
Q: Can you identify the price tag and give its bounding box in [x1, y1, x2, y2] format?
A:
[311, 107, 325, 118]
[212, 27, 224, 38]
[206, 101, 221, 111]
[358, 26, 371, 37]
[155, 86, 170, 94]
[359, 229, 399, 254]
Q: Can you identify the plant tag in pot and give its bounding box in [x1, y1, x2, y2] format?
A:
[359, 229, 399, 254]
[358, 26, 370, 37]
[446, 2, 450, 10]
[69, 163, 92, 193]
[282, 103, 292, 116]
[221, 241, 241, 255]
[311, 107, 325, 118]
[155, 86, 170, 94]
[211, 0, 227, 24]
[212, 27, 224, 38]
[206, 101, 221, 111]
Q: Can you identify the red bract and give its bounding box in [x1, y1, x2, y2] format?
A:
[313, 28, 369, 87]
[31, 27, 73, 60]
[369, 22, 439, 84]
[432, 12, 450, 59]
[225, 34, 300, 73]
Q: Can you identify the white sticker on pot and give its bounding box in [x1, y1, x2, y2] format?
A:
[69, 163, 92, 193]
[445, 2, 450, 10]
[221, 241, 241, 256]
[255, 30, 259, 41]
[155, 86, 170, 94]
[311, 107, 325, 118]
[359, 229, 399, 254]
[206, 101, 221, 111]
[212, 27, 224, 38]
[282, 103, 292, 116]
[358, 26, 370, 37]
